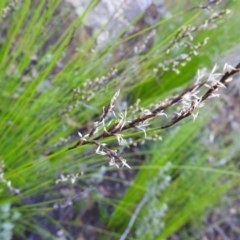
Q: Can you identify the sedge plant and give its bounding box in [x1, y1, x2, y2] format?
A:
[1, 0, 240, 239]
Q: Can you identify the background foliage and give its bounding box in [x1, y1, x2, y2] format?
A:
[1, 0, 240, 239]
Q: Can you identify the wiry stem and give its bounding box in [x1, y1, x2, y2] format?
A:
[160, 62, 240, 129]
[68, 63, 240, 167]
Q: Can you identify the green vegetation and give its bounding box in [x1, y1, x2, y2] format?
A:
[1, 1, 240, 239]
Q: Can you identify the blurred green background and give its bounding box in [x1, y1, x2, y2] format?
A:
[1, 0, 240, 239]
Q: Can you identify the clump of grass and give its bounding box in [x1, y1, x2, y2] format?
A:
[1, 0, 240, 239]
